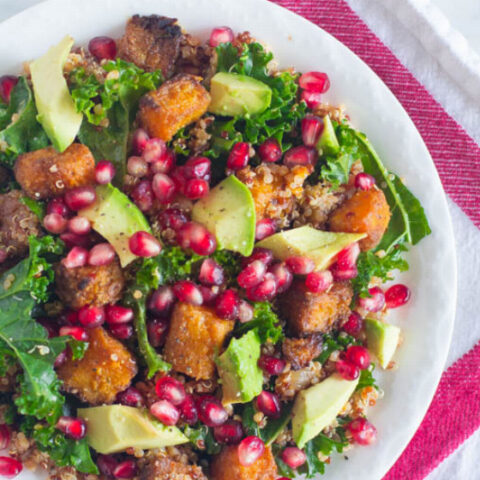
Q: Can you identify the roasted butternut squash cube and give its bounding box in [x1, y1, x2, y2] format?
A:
[57, 327, 137, 405]
[163, 302, 234, 380]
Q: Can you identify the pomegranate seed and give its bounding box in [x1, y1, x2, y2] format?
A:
[61, 232, 91, 249]
[255, 218, 276, 241]
[213, 420, 243, 444]
[336, 359, 360, 381]
[256, 391, 281, 418]
[170, 166, 188, 194]
[46, 197, 69, 217]
[97, 455, 118, 477]
[78, 305, 105, 328]
[56, 416, 86, 440]
[129, 231, 161, 257]
[0, 249, 6, 264]
[199, 285, 219, 305]
[237, 299, 254, 323]
[173, 280, 203, 306]
[59, 326, 88, 341]
[300, 90, 322, 109]
[147, 318, 169, 347]
[184, 178, 209, 200]
[155, 376, 186, 406]
[0, 425, 10, 450]
[0, 457, 22, 478]
[238, 260, 266, 289]
[342, 312, 364, 336]
[209, 26, 234, 47]
[355, 172, 375, 191]
[152, 173, 177, 204]
[150, 150, 176, 175]
[385, 284, 411, 309]
[215, 289, 239, 320]
[61, 246, 88, 268]
[127, 156, 148, 177]
[299, 71, 330, 93]
[238, 436, 265, 467]
[197, 397, 228, 427]
[88, 36, 116, 60]
[116, 387, 144, 407]
[148, 286, 176, 315]
[199, 259, 225, 286]
[143, 138, 167, 163]
[177, 222, 217, 256]
[113, 460, 137, 479]
[0, 75, 18, 103]
[131, 180, 154, 212]
[150, 400, 179, 426]
[184, 156, 211, 180]
[285, 256, 315, 275]
[65, 186, 96, 211]
[88, 242, 115, 266]
[281, 447, 307, 469]
[346, 417, 377, 446]
[283, 145, 317, 167]
[131, 129, 149, 155]
[227, 142, 250, 170]
[301, 115, 324, 147]
[345, 346, 370, 370]
[305, 270, 333, 293]
[258, 355, 286, 376]
[94, 160, 115, 184]
[358, 287, 385, 312]
[68, 216, 91, 235]
[337, 242, 360, 269]
[258, 138, 282, 163]
[178, 395, 198, 425]
[59, 310, 79, 326]
[159, 208, 188, 231]
[54, 350, 68, 368]
[330, 263, 358, 281]
[43, 213, 67, 234]
[246, 273, 277, 301]
[242, 247, 274, 267]
[109, 323, 133, 339]
[268, 262, 293, 293]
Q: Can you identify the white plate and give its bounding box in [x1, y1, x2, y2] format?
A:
[0, 0, 457, 479]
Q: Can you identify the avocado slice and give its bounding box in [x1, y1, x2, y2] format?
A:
[78, 405, 187, 454]
[208, 72, 272, 117]
[192, 175, 255, 256]
[255, 226, 366, 271]
[79, 184, 152, 267]
[216, 330, 263, 405]
[365, 318, 401, 369]
[292, 373, 359, 448]
[316, 115, 340, 155]
[30, 35, 83, 152]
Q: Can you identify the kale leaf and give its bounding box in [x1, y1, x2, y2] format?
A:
[183, 425, 222, 455]
[356, 364, 378, 392]
[20, 197, 46, 221]
[234, 301, 283, 344]
[316, 332, 357, 364]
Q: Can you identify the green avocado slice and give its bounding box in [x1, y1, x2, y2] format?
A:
[365, 318, 401, 369]
[316, 114, 340, 155]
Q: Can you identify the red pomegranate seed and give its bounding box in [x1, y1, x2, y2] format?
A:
[46, 196, 69, 217]
[184, 178, 209, 200]
[147, 318, 169, 347]
[131, 180, 154, 212]
[336, 242, 360, 269]
[255, 218, 276, 241]
[385, 284, 411, 309]
[184, 156, 211, 180]
[246, 273, 277, 301]
[159, 208, 188, 231]
[358, 286, 385, 312]
[281, 447, 307, 469]
[258, 355, 286, 376]
[197, 397, 228, 427]
[0, 425, 10, 450]
[170, 166, 188, 194]
[346, 417, 377, 445]
[215, 289, 239, 320]
[342, 312, 364, 336]
[150, 150, 176, 175]
[299, 71, 330, 93]
[285, 256, 315, 275]
[330, 263, 358, 281]
[238, 436, 265, 467]
[199, 285, 219, 305]
[68, 216, 91, 235]
[78, 305, 105, 328]
[199, 258, 225, 286]
[109, 324, 133, 339]
[113, 460, 137, 479]
[127, 156, 148, 177]
[355, 172, 375, 191]
[97, 455, 118, 477]
[177, 222, 217, 256]
[56, 416, 86, 440]
[129, 231, 161, 257]
[152, 173, 177, 204]
[178, 395, 198, 425]
[88, 36, 116, 61]
[95, 160, 115, 185]
[345, 345, 370, 370]
[213, 420, 243, 444]
[116, 387, 144, 407]
[131, 128, 149, 155]
[336, 359, 360, 381]
[300, 90, 322, 109]
[0, 457, 22, 478]
[88, 242, 115, 266]
[61, 246, 88, 268]
[143, 138, 167, 163]
[43, 213, 67, 234]
[54, 350, 68, 368]
[150, 400, 180, 426]
[0, 75, 18, 103]
[283, 145, 318, 167]
[305, 270, 333, 293]
[155, 376, 186, 406]
[59, 310, 79, 326]
[227, 142, 250, 170]
[242, 247, 274, 267]
[258, 138, 282, 163]
[65, 186, 96, 211]
[256, 391, 281, 418]
[238, 260, 266, 289]
[148, 286, 176, 315]
[268, 263, 293, 294]
[173, 280, 203, 306]
[237, 299, 254, 323]
[209, 26, 234, 47]
[61, 232, 91, 249]
[301, 115, 324, 147]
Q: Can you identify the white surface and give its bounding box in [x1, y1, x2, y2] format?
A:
[0, 0, 460, 479]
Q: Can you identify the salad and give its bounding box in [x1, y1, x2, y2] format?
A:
[0, 14, 430, 480]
